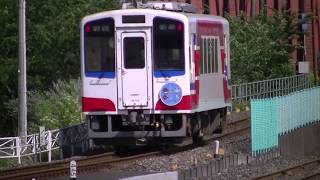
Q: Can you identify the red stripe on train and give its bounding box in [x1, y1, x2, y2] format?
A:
[82, 97, 116, 112]
[155, 95, 191, 110]
[221, 50, 231, 103]
[191, 80, 199, 108]
[194, 50, 200, 76]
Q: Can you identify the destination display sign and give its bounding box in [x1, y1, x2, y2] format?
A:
[85, 18, 114, 36]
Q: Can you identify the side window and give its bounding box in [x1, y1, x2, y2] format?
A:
[153, 17, 185, 72]
[84, 18, 115, 75]
[199, 36, 220, 74]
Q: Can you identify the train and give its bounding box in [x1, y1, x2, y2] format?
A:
[80, 2, 231, 146]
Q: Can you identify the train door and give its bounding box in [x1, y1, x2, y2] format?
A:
[116, 29, 152, 109]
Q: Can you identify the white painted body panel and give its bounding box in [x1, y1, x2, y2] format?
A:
[81, 9, 231, 115]
[116, 30, 153, 109]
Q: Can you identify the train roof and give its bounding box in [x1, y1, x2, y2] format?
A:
[82, 8, 228, 25]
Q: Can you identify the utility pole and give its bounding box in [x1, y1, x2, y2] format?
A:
[18, 0, 27, 139]
[251, 0, 255, 16]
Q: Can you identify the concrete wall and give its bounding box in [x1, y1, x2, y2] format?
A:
[120, 172, 178, 180]
[279, 122, 320, 158]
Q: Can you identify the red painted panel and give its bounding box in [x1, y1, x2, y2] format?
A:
[155, 95, 191, 110]
[196, 21, 224, 46]
[246, 0, 251, 17]
[229, 0, 237, 16]
[221, 50, 231, 103]
[191, 0, 203, 13]
[266, 0, 273, 16]
[190, 80, 199, 109]
[82, 97, 116, 112]
[195, 80, 199, 105]
[194, 50, 200, 76]
[218, 0, 223, 16]
[255, 0, 260, 15]
[209, 0, 217, 15]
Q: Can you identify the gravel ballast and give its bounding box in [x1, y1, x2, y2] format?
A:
[113, 132, 319, 179]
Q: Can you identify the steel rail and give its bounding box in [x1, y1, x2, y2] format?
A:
[253, 159, 320, 180]
[0, 152, 116, 178]
[300, 172, 320, 180]
[0, 151, 160, 180]
[0, 114, 250, 180]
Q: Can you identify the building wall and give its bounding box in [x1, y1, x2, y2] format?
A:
[162, 0, 320, 78]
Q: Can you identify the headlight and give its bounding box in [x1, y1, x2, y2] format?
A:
[159, 83, 182, 106]
[90, 117, 100, 130]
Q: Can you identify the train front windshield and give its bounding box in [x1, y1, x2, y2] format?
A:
[153, 17, 184, 73]
[84, 18, 115, 77]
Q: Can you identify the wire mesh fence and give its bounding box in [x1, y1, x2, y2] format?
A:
[232, 74, 311, 104]
[0, 130, 59, 164]
[251, 86, 320, 156]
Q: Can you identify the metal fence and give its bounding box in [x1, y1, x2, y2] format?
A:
[59, 123, 88, 159]
[178, 154, 239, 180]
[0, 123, 88, 164]
[0, 130, 59, 164]
[232, 73, 311, 103]
[251, 86, 320, 156]
[177, 150, 280, 180]
[0, 74, 313, 164]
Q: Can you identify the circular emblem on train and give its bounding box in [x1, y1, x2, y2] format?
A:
[159, 83, 182, 106]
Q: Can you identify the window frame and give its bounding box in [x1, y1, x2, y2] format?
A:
[153, 16, 185, 77]
[199, 36, 220, 74]
[123, 36, 146, 69]
[84, 18, 115, 78]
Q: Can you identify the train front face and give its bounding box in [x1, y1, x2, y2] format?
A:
[80, 9, 192, 145]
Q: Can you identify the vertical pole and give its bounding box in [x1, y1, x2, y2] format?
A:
[16, 137, 21, 164]
[18, 0, 27, 140]
[70, 160, 77, 180]
[32, 134, 37, 162]
[48, 131, 52, 162]
[251, 0, 255, 16]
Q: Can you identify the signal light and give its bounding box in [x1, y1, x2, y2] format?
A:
[85, 25, 91, 33]
[177, 23, 183, 32]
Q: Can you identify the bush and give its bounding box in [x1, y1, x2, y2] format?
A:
[6, 79, 83, 133]
[0, 159, 17, 169]
[228, 11, 304, 84]
[29, 79, 83, 132]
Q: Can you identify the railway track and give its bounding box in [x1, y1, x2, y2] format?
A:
[0, 114, 250, 180]
[0, 151, 161, 180]
[253, 159, 320, 180]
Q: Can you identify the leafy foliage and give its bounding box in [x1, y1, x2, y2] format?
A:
[26, 0, 119, 89]
[29, 79, 83, 132]
[0, 0, 119, 135]
[0, 1, 308, 135]
[6, 79, 82, 133]
[228, 11, 302, 84]
[0, 0, 19, 136]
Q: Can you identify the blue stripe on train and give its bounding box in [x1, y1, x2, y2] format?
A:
[190, 83, 195, 90]
[85, 71, 115, 78]
[154, 70, 185, 78]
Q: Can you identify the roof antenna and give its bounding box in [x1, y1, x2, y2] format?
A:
[132, 0, 137, 8]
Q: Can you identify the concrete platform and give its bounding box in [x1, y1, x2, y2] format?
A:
[52, 170, 156, 180]
[279, 122, 320, 158]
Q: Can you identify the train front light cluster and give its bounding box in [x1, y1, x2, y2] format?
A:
[90, 116, 100, 130]
[159, 83, 182, 106]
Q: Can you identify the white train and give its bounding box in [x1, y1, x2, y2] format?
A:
[80, 2, 231, 146]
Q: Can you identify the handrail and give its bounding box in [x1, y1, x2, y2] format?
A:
[0, 74, 312, 164]
[0, 130, 59, 164]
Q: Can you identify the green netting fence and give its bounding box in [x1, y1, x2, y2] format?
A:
[251, 86, 320, 156]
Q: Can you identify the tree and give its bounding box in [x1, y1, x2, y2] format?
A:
[228, 11, 302, 84]
[0, 0, 119, 136]
[0, 0, 19, 136]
